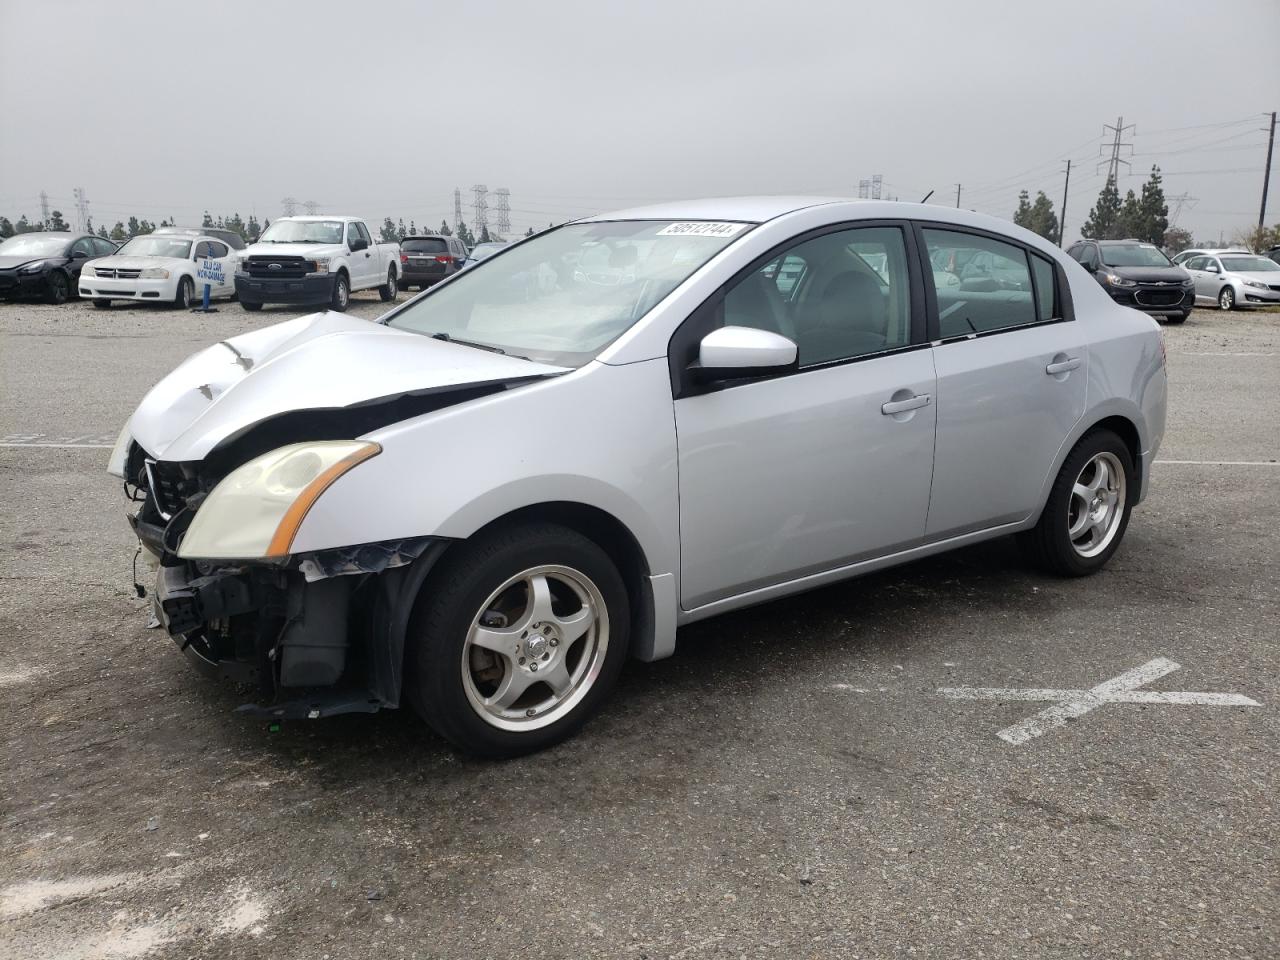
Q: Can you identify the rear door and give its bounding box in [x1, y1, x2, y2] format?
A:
[920, 225, 1087, 538]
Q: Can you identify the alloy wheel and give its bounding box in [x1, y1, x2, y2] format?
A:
[1219, 288, 1234, 310]
[461, 564, 609, 731]
[1067, 451, 1126, 558]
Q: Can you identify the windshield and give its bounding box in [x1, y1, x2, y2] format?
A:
[402, 238, 448, 253]
[116, 236, 193, 258]
[258, 220, 345, 244]
[1221, 256, 1280, 273]
[0, 234, 68, 257]
[1100, 244, 1172, 267]
[386, 220, 750, 366]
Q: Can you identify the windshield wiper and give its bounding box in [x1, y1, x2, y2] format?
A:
[430, 332, 506, 355]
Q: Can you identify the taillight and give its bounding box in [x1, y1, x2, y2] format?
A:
[435, 255, 453, 264]
[399, 252, 408, 264]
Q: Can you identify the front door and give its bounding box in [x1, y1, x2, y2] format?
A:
[919, 227, 1087, 538]
[674, 223, 936, 610]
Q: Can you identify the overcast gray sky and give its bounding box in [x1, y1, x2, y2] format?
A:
[2, 0, 1276, 244]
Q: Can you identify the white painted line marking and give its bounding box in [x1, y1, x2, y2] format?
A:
[1154, 459, 1279, 466]
[0, 442, 112, 449]
[937, 657, 1260, 746]
[1179, 351, 1275, 357]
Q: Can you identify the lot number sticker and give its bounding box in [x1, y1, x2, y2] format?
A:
[656, 222, 748, 238]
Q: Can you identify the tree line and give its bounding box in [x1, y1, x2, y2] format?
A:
[0, 209, 268, 243]
[376, 217, 548, 245]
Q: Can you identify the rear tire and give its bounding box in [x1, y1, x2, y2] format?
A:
[92, 299, 111, 309]
[407, 523, 630, 758]
[330, 273, 350, 311]
[378, 269, 398, 302]
[1019, 428, 1134, 577]
[241, 301, 263, 312]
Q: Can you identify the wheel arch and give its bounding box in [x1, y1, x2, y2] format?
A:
[1030, 406, 1146, 525]
[446, 500, 658, 662]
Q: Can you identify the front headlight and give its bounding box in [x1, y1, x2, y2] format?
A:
[178, 441, 381, 560]
[18, 260, 47, 274]
[1243, 279, 1266, 289]
[308, 257, 330, 274]
[83, 265, 98, 277]
[106, 422, 133, 479]
[1104, 273, 1136, 287]
[139, 268, 170, 279]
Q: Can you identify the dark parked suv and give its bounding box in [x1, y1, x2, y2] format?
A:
[1065, 239, 1193, 324]
[398, 235, 468, 290]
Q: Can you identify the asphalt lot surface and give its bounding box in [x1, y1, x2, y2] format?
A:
[1, 295, 1277, 959]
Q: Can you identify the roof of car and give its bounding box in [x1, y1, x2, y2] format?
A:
[403, 234, 452, 240]
[579, 196, 845, 224]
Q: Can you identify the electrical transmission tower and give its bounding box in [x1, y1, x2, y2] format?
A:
[40, 190, 50, 226]
[454, 188, 464, 231]
[857, 176, 883, 200]
[303, 200, 318, 216]
[1167, 192, 1198, 226]
[1098, 116, 1135, 183]
[281, 197, 298, 217]
[493, 188, 510, 235]
[73, 187, 90, 232]
[471, 185, 489, 232]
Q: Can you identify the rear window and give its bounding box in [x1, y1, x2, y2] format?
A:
[403, 238, 448, 254]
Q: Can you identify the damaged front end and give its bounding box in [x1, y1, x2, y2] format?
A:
[120, 441, 449, 720]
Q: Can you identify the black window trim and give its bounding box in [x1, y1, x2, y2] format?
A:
[910, 220, 1076, 347]
[668, 218, 929, 399]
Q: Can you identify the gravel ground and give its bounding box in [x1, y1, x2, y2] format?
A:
[0, 299, 1277, 959]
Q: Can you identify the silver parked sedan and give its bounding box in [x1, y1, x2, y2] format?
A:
[1182, 252, 1280, 310]
[109, 197, 1167, 757]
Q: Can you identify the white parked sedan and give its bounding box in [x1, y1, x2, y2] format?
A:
[80, 230, 238, 309]
[108, 197, 1167, 757]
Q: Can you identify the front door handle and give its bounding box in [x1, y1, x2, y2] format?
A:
[1046, 357, 1081, 375]
[881, 393, 932, 415]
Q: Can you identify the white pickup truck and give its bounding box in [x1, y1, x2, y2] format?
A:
[234, 216, 401, 312]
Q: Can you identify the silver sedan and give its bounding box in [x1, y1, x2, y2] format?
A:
[110, 197, 1167, 757]
[1182, 252, 1280, 310]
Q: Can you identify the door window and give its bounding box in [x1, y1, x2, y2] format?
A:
[922, 229, 1037, 337]
[349, 222, 370, 245]
[193, 241, 212, 259]
[1030, 253, 1058, 321]
[1185, 256, 1206, 271]
[91, 237, 116, 256]
[720, 226, 912, 366]
[207, 241, 229, 258]
[70, 238, 95, 258]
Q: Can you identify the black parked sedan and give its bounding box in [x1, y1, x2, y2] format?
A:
[1065, 239, 1194, 324]
[0, 232, 117, 304]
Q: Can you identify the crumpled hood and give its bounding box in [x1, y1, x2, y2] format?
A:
[129, 311, 568, 461]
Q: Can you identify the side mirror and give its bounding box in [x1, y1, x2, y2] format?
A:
[349, 237, 368, 252]
[691, 326, 798, 383]
[1206, 264, 1219, 273]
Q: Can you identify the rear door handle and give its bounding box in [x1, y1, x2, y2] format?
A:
[881, 393, 932, 415]
[1046, 357, 1081, 375]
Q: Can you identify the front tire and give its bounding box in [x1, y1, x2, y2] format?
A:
[1165, 311, 1189, 325]
[378, 269, 398, 302]
[407, 523, 630, 758]
[240, 301, 263, 312]
[45, 271, 69, 304]
[1218, 287, 1235, 311]
[1019, 429, 1134, 577]
[330, 273, 350, 311]
[174, 276, 193, 310]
